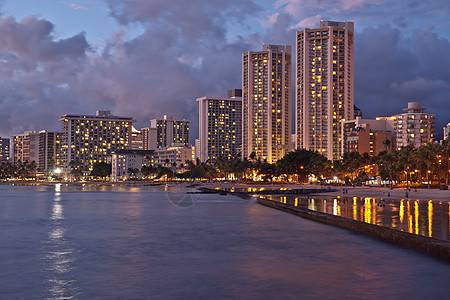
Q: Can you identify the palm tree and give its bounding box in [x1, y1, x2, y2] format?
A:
[442, 138, 450, 185]
[382, 139, 394, 188]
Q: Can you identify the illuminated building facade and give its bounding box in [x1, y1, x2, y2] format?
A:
[130, 126, 143, 150]
[243, 44, 291, 163]
[296, 21, 354, 160]
[341, 117, 393, 156]
[197, 89, 242, 162]
[38, 130, 57, 173]
[0, 137, 10, 162]
[111, 149, 154, 181]
[57, 110, 135, 172]
[150, 115, 190, 148]
[150, 146, 195, 171]
[393, 102, 434, 149]
[11, 131, 39, 165]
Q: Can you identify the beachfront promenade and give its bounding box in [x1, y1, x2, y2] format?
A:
[198, 182, 450, 201]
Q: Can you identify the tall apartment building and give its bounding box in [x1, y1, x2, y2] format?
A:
[242, 44, 292, 163]
[57, 110, 135, 172]
[393, 102, 434, 149]
[38, 130, 57, 173]
[296, 20, 354, 160]
[0, 137, 10, 162]
[11, 131, 39, 165]
[150, 115, 190, 148]
[197, 89, 242, 162]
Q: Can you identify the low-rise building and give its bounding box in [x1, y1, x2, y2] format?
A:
[342, 117, 394, 156]
[111, 150, 154, 182]
[150, 146, 195, 172]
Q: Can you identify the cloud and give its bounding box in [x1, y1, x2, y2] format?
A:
[354, 24, 450, 136]
[0, 0, 449, 142]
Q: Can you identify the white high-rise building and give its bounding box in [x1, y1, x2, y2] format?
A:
[57, 110, 135, 172]
[197, 89, 242, 162]
[393, 102, 434, 149]
[242, 44, 292, 163]
[296, 21, 354, 160]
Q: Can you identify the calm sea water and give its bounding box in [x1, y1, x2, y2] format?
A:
[1, 184, 449, 299]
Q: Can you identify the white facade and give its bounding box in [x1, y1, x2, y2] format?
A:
[393, 102, 434, 149]
[443, 123, 450, 141]
[296, 21, 354, 160]
[111, 150, 153, 182]
[150, 146, 195, 171]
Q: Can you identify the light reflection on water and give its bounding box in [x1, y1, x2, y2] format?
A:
[43, 185, 78, 300]
[265, 195, 450, 241]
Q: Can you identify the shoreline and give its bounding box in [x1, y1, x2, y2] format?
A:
[1, 180, 449, 202]
[195, 182, 450, 202]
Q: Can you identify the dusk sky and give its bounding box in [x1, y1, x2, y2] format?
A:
[0, 0, 449, 140]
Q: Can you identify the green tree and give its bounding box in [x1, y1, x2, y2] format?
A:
[90, 162, 112, 179]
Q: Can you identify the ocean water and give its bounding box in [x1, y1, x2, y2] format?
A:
[1, 184, 449, 299]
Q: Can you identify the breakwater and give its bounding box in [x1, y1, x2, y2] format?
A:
[258, 197, 450, 262]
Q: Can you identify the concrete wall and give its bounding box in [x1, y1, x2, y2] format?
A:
[257, 198, 450, 262]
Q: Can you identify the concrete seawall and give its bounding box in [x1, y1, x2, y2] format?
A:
[257, 198, 450, 262]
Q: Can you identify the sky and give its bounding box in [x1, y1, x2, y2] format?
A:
[0, 0, 449, 141]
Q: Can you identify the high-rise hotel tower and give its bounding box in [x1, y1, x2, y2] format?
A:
[243, 44, 291, 163]
[296, 21, 354, 160]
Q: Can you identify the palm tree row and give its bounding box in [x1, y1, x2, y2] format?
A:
[0, 160, 37, 179]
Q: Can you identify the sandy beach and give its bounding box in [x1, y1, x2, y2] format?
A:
[196, 182, 450, 202]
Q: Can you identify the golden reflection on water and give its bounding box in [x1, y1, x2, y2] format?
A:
[428, 200, 433, 237]
[353, 197, 357, 220]
[46, 185, 76, 299]
[414, 201, 419, 235]
[364, 197, 371, 224]
[294, 198, 298, 207]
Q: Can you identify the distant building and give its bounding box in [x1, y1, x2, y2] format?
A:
[393, 102, 434, 149]
[57, 110, 135, 173]
[130, 126, 143, 150]
[141, 127, 157, 150]
[197, 90, 242, 162]
[243, 44, 292, 163]
[150, 146, 195, 171]
[38, 130, 58, 173]
[443, 123, 450, 141]
[150, 115, 190, 148]
[0, 137, 10, 162]
[342, 117, 393, 156]
[111, 149, 154, 182]
[296, 21, 354, 160]
[354, 105, 363, 119]
[11, 131, 39, 165]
